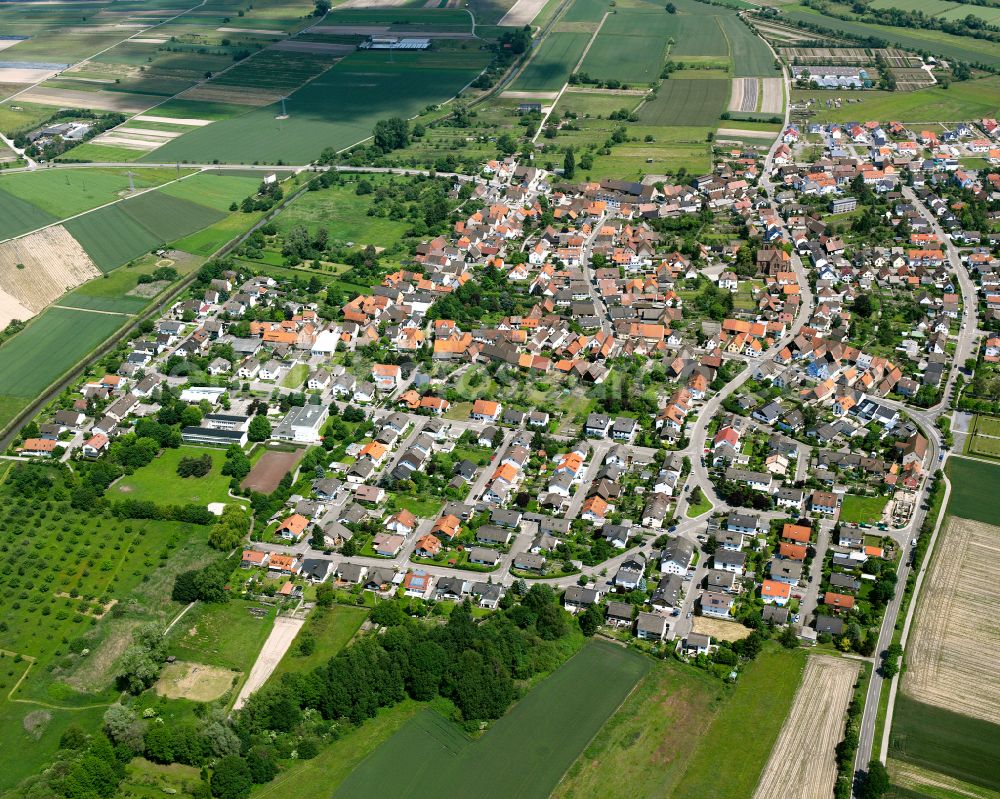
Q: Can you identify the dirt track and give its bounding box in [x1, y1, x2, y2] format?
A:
[904, 517, 1000, 723]
[232, 616, 304, 710]
[753, 655, 860, 799]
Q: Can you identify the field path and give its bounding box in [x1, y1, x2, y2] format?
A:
[51, 305, 135, 316]
[232, 615, 304, 710]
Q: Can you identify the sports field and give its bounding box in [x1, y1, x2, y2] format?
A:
[146, 49, 489, 164]
[332, 641, 650, 799]
[512, 32, 591, 92]
[639, 79, 730, 126]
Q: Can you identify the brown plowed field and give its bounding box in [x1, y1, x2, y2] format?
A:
[903, 516, 1000, 723]
[241, 447, 306, 494]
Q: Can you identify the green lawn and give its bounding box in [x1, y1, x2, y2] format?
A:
[553, 658, 722, 799]
[839, 494, 890, 525]
[686, 493, 713, 518]
[387, 491, 444, 520]
[269, 605, 368, 682]
[333, 641, 650, 799]
[945, 457, 1000, 524]
[280, 363, 309, 389]
[112, 446, 243, 507]
[670, 646, 807, 799]
[167, 601, 276, 674]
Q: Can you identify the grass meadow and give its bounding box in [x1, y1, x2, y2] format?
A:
[167, 601, 277, 675]
[332, 641, 650, 799]
[670, 646, 807, 799]
[552, 657, 723, 798]
[269, 605, 368, 682]
[112, 445, 242, 506]
[838, 494, 890, 525]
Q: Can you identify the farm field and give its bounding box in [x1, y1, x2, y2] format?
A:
[752, 656, 860, 799]
[0, 166, 183, 224]
[838, 494, 890, 524]
[157, 171, 263, 211]
[945, 456, 1000, 524]
[551, 657, 721, 799]
[145, 49, 490, 164]
[890, 693, 1000, 791]
[112, 445, 242, 506]
[777, 4, 1000, 65]
[556, 89, 643, 118]
[183, 49, 340, 106]
[0, 190, 57, 241]
[0, 463, 216, 790]
[0, 306, 127, 431]
[64, 189, 226, 272]
[512, 32, 591, 92]
[671, 646, 807, 799]
[268, 605, 368, 682]
[562, 0, 611, 23]
[332, 640, 650, 799]
[241, 446, 307, 494]
[902, 515, 1000, 725]
[0, 224, 101, 326]
[791, 75, 1000, 123]
[719, 12, 779, 77]
[639, 79, 730, 126]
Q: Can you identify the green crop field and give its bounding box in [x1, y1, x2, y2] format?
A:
[64, 203, 163, 272]
[118, 190, 226, 243]
[579, 31, 668, 84]
[0, 189, 56, 241]
[145, 49, 488, 165]
[324, 7, 473, 31]
[639, 79, 730, 125]
[158, 172, 263, 211]
[563, 0, 612, 23]
[670, 646, 807, 799]
[890, 694, 1000, 791]
[0, 167, 182, 220]
[0, 463, 216, 789]
[112, 446, 244, 506]
[719, 13, 779, 77]
[269, 605, 368, 682]
[839, 494, 890, 524]
[513, 32, 591, 91]
[791, 75, 1000, 123]
[207, 49, 338, 93]
[553, 657, 722, 798]
[65, 190, 225, 271]
[0, 306, 127, 427]
[945, 456, 1000, 524]
[333, 641, 650, 799]
[666, 12, 729, 57]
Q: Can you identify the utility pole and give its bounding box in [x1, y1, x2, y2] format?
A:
[126, 170, 136, 192]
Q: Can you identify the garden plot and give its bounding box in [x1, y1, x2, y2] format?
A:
[904, 516, 1000, 724]
[753, 656, 860, 799]
[729, 77, 758, 112]
[0, 225, 100, 326]
[760, 77, 783, 113]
